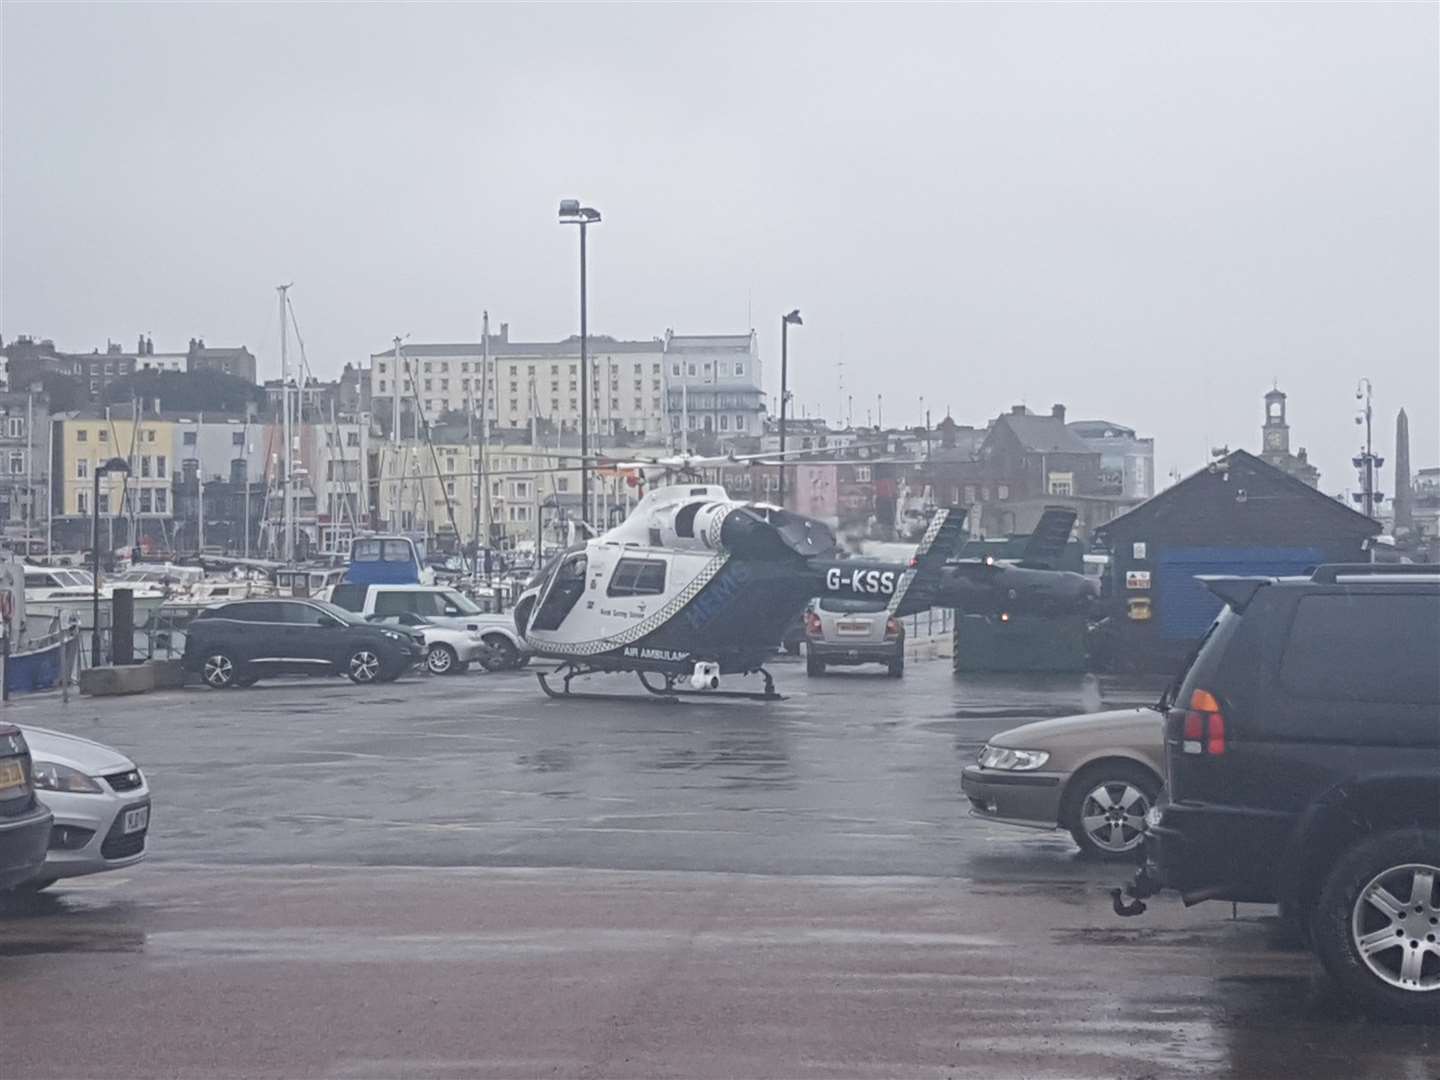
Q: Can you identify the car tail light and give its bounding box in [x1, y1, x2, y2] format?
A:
[805, 612, 823, 637]
[1182, 689, 1226, 755]
[884, 616, 901, 639]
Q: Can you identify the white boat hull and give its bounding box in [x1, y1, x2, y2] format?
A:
[26, 592, 166, 633]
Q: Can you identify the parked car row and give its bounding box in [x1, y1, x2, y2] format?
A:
[180, 588, 536, 689]
[964, 563, 1439, 1019]
[1, 722, 151, 895]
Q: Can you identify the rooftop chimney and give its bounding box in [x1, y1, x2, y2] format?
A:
[498, 323, 509, 342]
[1051, 403, 1066, 423]
[1011, 404, 1026, 416]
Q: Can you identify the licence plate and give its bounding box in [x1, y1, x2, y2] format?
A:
[0, 759, 25, 795]
[836, 620, 871, 635]
[123, 805, 150, 834]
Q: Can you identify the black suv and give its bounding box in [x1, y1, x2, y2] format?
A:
[183, 598, 423, 689]
[1119, 564, 1439, 1018]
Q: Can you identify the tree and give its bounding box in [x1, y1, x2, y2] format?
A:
[103, 371, 264, 414]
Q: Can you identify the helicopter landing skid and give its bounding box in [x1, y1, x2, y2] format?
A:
[536, 663, 680, 704]
[536, 664, 783, 703]
[637, 669, 784, 703]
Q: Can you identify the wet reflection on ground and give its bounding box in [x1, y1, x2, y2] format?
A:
[0, 663, 1428, 1077]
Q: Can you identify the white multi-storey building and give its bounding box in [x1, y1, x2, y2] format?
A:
[368, 325, 667, 441]
[663, 330, 765, 445]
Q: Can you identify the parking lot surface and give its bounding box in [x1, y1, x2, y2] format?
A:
[1, 660, 1434, 1078]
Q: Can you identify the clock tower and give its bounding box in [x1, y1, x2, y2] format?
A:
[1258, 386, 1320, 487]
[1262, 388, 1289, 458]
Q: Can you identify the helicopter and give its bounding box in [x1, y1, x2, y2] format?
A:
[513, 456, 1097, 702]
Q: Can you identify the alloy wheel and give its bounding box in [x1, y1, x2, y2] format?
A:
[1079, 781, 1150, 853]
[349, 650, 381, 683]
[1351, 862, 1440, 991]
[203, 655, 234, 688]
[426, 644, 454, 675]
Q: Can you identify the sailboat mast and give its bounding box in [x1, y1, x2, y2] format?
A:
[277, 283, 292, 562]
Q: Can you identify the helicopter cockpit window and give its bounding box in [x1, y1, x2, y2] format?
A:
[674, 502, 705, 538]
[607, 558, 666, 598]
[530, 552, 588, 631]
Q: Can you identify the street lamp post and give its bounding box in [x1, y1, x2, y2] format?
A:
[91, 456, 131, 667]
[559, 199, 601, 531]
[778, 309, 802, 508]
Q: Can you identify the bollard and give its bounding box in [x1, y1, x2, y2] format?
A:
[112, 588, 135, 666]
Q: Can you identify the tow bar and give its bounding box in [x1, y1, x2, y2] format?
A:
[1111, 865, 1162, 917]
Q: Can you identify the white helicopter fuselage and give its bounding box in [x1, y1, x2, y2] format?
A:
[515, 484, 831, 674]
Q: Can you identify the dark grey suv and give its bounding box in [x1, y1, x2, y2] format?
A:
[1118, 564, 1439, 1019]
[183, 598, 423, 688]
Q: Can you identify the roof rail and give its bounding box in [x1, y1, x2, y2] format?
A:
[1309, 563, 1440, 583]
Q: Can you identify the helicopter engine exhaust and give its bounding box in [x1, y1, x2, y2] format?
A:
[690, 661, 721, 691]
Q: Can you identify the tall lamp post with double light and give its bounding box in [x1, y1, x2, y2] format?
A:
[559, 199, 601, 531]
[777, 309, 803, 508]
[91, 456, 130, 666]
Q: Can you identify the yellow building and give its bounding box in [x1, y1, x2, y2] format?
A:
[57, 414, 177, 523]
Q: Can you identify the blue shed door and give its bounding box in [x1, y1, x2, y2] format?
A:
[1155, 546, 1324, 641]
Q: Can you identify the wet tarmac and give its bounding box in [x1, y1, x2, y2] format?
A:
[1, 660, 1434, 1077]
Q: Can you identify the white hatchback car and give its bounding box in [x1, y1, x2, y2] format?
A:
[19, 726, 151, 889]
[368, 613, 494, 675]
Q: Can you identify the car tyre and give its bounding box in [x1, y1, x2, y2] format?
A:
[887, 655, 905, 678]
[201, 652, 240, 689]
[783, 640, 800, 656]
[347, 649, 382, 684]
[481, 634, 521, 670]
[806, 653, 825, 677]
[1311, 828, 1439, 1021]
[1061, 761, 1159, 861]
[426, 643, 460, 675]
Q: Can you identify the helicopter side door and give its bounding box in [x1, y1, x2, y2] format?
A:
[529, 551, 588, 632]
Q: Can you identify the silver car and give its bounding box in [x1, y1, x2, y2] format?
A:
[19, 725, 150, 889]
[804, 597, 905, 677]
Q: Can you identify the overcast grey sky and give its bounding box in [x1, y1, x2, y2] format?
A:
[3, 3, 1436, 492]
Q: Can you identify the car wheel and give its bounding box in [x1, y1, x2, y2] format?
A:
[426, 643, 459, 675]
[806, 653, 825, 677]
[783, 640, 800, 656]
[202, 653, 239, 689]
[1062, 761, 1159, 861]
[481, 634, 521, 670]
[347, 649, 382, 684]
[887, 655, 905, 678]
[1311, 828, 1439, 1020]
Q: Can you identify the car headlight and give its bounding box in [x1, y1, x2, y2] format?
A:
[977, 745, 1050, 771]
[31, 761, 105, 794]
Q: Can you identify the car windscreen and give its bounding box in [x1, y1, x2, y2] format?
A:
[440, 589, 482, 615]
[817, 598, 887, 614]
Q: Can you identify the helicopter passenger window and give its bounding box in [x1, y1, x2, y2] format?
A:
[674, 502, 705, 538]
[530, 553, 588, 631]
[607, 558, 666, 598]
